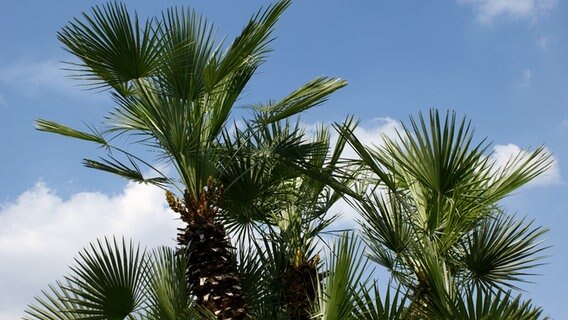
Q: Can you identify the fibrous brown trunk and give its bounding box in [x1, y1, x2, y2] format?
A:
[281, 257, 319, 320]
[167, 178, 249, 319]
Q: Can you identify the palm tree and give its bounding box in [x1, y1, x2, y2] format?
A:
[339, 109, 551, 319]
[35, 1, 349, 318]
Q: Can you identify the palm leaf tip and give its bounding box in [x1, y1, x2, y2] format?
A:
[82, 155, 169, 188]
[57, 1, 164, 89]
[35, 119, 107, 145]
[255, 77, 348, 125]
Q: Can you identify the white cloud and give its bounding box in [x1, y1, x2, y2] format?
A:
[298, 117, 403, 231]
[492, 144, 562, 187]
[0, 182, 182, 319]
[345, 117, 403, 159]
[329, 198, 360, 229]
[459, 0, 557, 23]
[300, 117, 402, 159]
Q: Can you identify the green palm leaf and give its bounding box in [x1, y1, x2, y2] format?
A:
[35, 119, 107, 145]
[255, 77, 347, 124]
[352, 192, 413, 285]
[23, 281, 82, 320]
[58, 2, 165, 93]
[429, 289, 548, 320]
[23, 239, 213, 320]
[23, 238, 146, 320]
[64, 238, 146, 319]
[352, 281, 410, 320]
[313, 233, 370, 319]
[458, 214, 549, 291]
[40, 0, 347, 202]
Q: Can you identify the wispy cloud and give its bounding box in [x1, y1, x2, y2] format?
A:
[0, 182, 182, 319]
[521, 68, 533, 87]
[536, 36, 553, 50]
[522, 69, 532, 81]
[0, 60, 79, 96]
[459, 0, 557, 23]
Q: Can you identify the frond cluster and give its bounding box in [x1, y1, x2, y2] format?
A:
[341, 110, 551, 319]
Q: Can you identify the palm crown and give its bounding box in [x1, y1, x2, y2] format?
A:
[37, 0, 346, 198]
[35, 1, 351, 318]
[340, 109, 551, 318]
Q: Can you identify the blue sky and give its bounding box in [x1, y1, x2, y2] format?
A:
[0, 0, 567, 318]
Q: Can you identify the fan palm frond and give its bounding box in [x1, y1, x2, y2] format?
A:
[352, 281, 410, 320]
[341, 109, 551, 318]
[24, 238, 147, 319]
[23, 239, 213, 320]
[429, 289, 548, 320]
[313, 233, 371, 319]
[58, 2, 165, 93]
[458, 214, 549, 291]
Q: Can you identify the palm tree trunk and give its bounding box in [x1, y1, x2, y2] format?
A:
[167, 179, 249, 319]
[281, 259, 319, 320]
